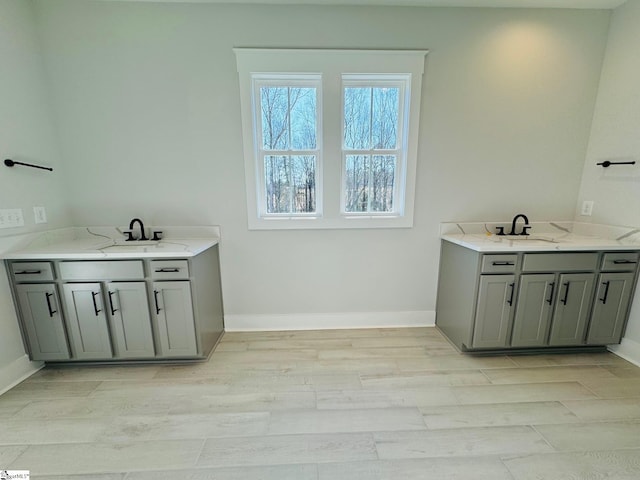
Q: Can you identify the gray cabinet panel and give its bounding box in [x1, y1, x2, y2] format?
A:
[107, 282, 155, 358]
[11, 262, 54, 282]
[548, 273, 595, 346]
[153, 281, 197, 357]
[481, 255, 518, 273]
[511, 274, 555, 347]
[472, 275, 515, 349]
[63, 283, 113, 360]
[587, 272, 635, 345]
[59, 261, 144, 281]
[16, 284, 69, 361]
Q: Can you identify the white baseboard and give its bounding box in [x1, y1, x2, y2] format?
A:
[224, 310, 435, 332]
[0, 354, 43, 396]
[608, 338, 640, 367]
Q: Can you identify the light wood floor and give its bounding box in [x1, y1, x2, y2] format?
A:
[2, 327, 640, 479]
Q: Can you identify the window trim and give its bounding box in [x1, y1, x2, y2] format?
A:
[235, 48, 428, 230]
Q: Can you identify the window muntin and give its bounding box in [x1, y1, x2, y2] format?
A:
[342, 76, 408, 216]
[253, 76, 321, 217]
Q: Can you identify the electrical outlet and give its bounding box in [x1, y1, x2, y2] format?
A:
[581, 200, 594, 216]
[34, 206, 47, 224]
[0, 208, 25, 229]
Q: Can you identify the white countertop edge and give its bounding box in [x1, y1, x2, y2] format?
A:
[0, 226, 221, 260]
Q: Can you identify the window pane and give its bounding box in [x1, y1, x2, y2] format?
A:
[372, 87, 399, 149]
[264, 155, 316, 214]
[290, 88, 317, 150]
[344, 155, 369, 212]
[344, 88, 372, 149]
[261, 87, 289, 150]
[370, 155, 396, 212]
[291, 155, 316, 213]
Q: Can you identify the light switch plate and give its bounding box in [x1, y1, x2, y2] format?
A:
[581, 200, 594, 216]
[0, 208, 25, 228]
[34, 206, 47, 224]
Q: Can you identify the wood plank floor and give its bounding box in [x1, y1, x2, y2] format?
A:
[2, 327, 640, 479]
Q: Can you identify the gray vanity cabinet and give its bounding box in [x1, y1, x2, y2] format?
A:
[548, 273, 595, 346]
[436, 241, 639, 352]
[15, 284, 70, 361]
[152, 281, 197, 357]
[510, 274, 555, 347]
[6, 244, 224, 363]
[587, 272, 635, 345]
[62, 283, 114, 360]
[106, 282, 155, 358]
[472, 275, 515, 348]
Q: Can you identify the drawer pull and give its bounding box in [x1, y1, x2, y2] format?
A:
[492, 261, 514, 266]
[108, 291, 118, 315]
[45, 292, 57, 317]
[560, 282, 570, 305]
[546, 282, 555, 305]
[613, 260, 637, 265]
[599, 281, 611, 304]
[507, 283, 515, 306]
[91, 291, 102, 316]
[153, 290, 162, 314]
[155, 268, 180, 273]
[15, 270, 43, 275]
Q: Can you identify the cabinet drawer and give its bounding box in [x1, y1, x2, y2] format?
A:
[151, 260, 189, 280]
[522, 253, 598, 272]
[11, 262, 54, 282]
[59, 261, 144, 280]
[601, 252, 639, 271]
[481, 255, 518, 273]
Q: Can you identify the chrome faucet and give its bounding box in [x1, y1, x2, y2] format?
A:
[509, 214, 531, 236]
[125, 218, 147, 241]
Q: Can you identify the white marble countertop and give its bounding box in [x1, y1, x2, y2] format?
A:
[441, 221, 640, 253]
[0, 226, 220, 260]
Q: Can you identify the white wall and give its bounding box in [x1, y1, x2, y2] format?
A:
[575, 0, 640, 363]
[0, 0, 72, 392]
[33, 1, 610, 330]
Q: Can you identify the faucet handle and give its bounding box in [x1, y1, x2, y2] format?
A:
[495, 226, 505, 236]
[521, 226, 531, 236]
[151, 231, 163, 241]
[124, 231, 136, 242]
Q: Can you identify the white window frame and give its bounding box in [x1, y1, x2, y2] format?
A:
[341, 75, 410, 218]
[252, 75, 323, 219]
[235, 48, 427, 230]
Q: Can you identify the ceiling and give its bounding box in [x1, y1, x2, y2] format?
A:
[106, 0, 628, 8]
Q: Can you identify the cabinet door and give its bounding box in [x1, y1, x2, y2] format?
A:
[511, 274, 555, 347]
[153, 281, 197, 357]
[62, 283, 113, 360]
[548, 273, 595, 346]
[106, 282, 155, 358]
[16, 284, 70, 361]
[472, 275, 516, 349]
[587, 272, 635, 345]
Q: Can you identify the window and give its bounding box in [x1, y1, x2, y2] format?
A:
[235, 49, 427, 229]
[254, 76, 321, 217]
[342, 76, 408, 216]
